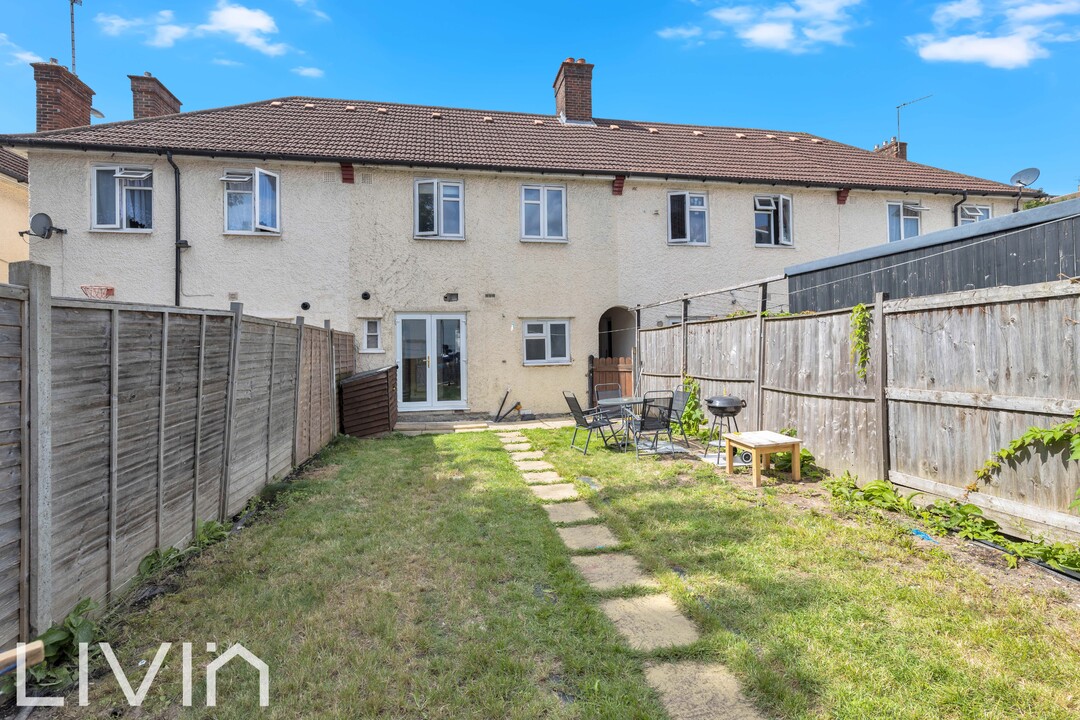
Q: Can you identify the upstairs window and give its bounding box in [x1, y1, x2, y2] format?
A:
[887, 201, 925, 242]
[415, 179, 464, 239]
[523, 320, 570, 365]
[92, 166, 153, 230]
[222, 168, 280, 233]
[668, 191, 708, 245]
[958, 204, 992, 225]
[754, 195, 794, 246]
[521, 185, 566, 241]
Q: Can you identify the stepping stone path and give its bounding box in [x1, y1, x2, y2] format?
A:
[557, 525, 621, 551]
[543, 501, 598, 523]
[493, 429, 759, 720]
[514, 460, 555, 472]
[571, 554, 658, 591]
[522, 471, 563, 485]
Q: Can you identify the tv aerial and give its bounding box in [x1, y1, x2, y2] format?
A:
[19, 213, 67, 240]
[1009, 167, 1040, 212]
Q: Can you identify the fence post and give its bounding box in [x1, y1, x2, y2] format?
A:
[156, 312, 169, 549]
[633, 307, 641, 394]
[873, 292, 890, 481]
[264, 323, 277, 486]
[325, 320, 336, 438]
[754, 282, 768, 430]
[292, 316, 305, 467]
[587, 355, 595, 405]
[11, 262, 52, 635]
[680, 297, 689, 376]
[219, 302, 243, 522]
[107, 308, 119, 600]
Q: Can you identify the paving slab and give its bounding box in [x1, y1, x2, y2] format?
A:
[644, 661, 765, 720]
[571, 554, 659, 591]
[529, 484, 579, 502]
[510, 451, 545, 461]
[599, 595, 700, 651]
[557, 524, 621, 551]
[497, 433, 528, 442]
[522, 471, 563, 485]
[543, 501, 599, 523]
[514, 460, 555, 472]
[503, 443, 532, 452]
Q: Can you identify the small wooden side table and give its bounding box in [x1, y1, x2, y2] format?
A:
[723, 431, 802, 487]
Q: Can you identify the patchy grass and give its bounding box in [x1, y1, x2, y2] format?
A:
[54, 433, 666, 719]
[529, 428, 1080, 720]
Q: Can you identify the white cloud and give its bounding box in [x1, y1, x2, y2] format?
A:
[291, 65, 324, 78]
[0, 32, 43, 65]
[149, 24, 190, 48]
[911, 0, 1079, 68]
[657, 25, 703, 39]
[96, 14, 144, 36]
[198, 1, 289, 56]
[292, 0, 330, 21]
[96, 10, 192, 48]
[212, 58, 243, 66]
[668, 0, 862, 52]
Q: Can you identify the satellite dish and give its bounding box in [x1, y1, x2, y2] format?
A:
[29, 213, 55, 239]
[1010, 167, 1040, 187]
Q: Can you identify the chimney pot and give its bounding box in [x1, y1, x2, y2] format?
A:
[553, 56, 594, 123]
[128, 72, 182, 119]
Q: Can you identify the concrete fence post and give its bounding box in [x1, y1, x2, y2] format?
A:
[324, 319, 336, 438]
[873, 292, 891, 481]
[292, 316, 305, 467]
[219, 302, 243, 522]
[10, 262, 53, 635]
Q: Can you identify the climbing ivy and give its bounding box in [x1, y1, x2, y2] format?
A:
[849, 303, 872, 380]
[974, 410, 1080, 513]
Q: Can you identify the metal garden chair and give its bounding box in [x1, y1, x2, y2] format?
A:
[627, 390, 675, 458]
[593, 382, 623, 423]
[669, 385, 693, 449]
[563, 391, 618, 455]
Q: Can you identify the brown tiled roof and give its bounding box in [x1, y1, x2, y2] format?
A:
[0, 97, 1022, 195]
[0, 148, 28, 183]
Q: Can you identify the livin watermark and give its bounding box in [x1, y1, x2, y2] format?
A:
[13, 642, 269, 708]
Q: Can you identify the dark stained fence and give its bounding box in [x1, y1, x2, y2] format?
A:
[588, 356, 633, 405]
[0, 263, 355, 641]
[332, 330, 356, 381]
[340, 366, 398, 438]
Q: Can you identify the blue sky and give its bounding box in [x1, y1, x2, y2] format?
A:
[1, 0, 1077, 194]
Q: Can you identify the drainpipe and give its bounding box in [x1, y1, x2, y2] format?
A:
[165, 150, 185, 306]
[952, 189, 968, 227]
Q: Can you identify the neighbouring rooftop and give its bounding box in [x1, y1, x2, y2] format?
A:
[0, 148, 28, 184]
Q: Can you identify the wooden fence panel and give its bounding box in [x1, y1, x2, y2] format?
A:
[589, 356, 633, 404]
[49, 306, 112, 619]
[268, 325, 299, 480]
[332, 330, 356, 380]
[160, 313, 201, 549]
[226, 319, 275, 516]
[296, 325, 332, 464]
[196, 316, 233, 523]
[0, 294, 24, 651]
[885, 284, 1080, 540]
[686, 316, 758, 428]
[638, 325, 680, 397]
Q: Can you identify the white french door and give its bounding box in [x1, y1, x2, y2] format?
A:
[396, 314, 467, 411]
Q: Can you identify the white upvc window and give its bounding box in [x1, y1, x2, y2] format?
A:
[361, 319, 382, 352]
[754, 195, 794, 247]
[92, 165, 154, 230]
[521, 185, 566, 241]
[414, 179, 464, 239]
[887, 200, 926, 242]
[523, 319, 570, 365]
[958, 204, 992, 225]
[668, 191, 708, 245]
[221, 168, 280, 233]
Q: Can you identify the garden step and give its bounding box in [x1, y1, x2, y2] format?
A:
[543, 501, 599, 523]
[514, 460, 555, 472]
[571, 554, 659, 591]
[522, 471, 563, 485]
[599, 595, 700, 651]
[503, 443, 532, 452]
[644, 661, 764, 720]
[529, 484, 579, 502]
[510, 451, 545, 461]
[557, 525, 621, 551]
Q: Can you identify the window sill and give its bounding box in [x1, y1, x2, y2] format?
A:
[414, 236, 465, 242]
[753, 243, 796, 249]
[360, 349, 384, 354]
[89, 228, 153, 234]
[667, 241, 709, 247]
[523, 361, 572, 367]
[520, 237, 568, 244]
[224, 231, 282, 237]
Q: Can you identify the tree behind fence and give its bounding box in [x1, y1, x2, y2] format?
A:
[637, 280, 1080, 545]
[0, 263, 356, 650]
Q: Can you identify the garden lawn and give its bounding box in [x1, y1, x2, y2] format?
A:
[527, 427, 1080, 720]
[54, 432, 667, 719]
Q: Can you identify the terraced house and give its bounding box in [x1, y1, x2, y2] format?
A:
[1, 57, 1025, 415]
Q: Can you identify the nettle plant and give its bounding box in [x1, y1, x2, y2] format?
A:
[974, 410, 1080, 513]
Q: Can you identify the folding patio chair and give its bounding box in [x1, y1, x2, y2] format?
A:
[669, 384, 693, 449]
[627, 390, 675, 458]
[563, 391, 618, 455]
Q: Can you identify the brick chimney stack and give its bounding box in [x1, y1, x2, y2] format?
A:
[129, 72, 182, 119]
[553, 57, 594, 124]
[32, 58, 95, 132]
[874, 137, 909, 161]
